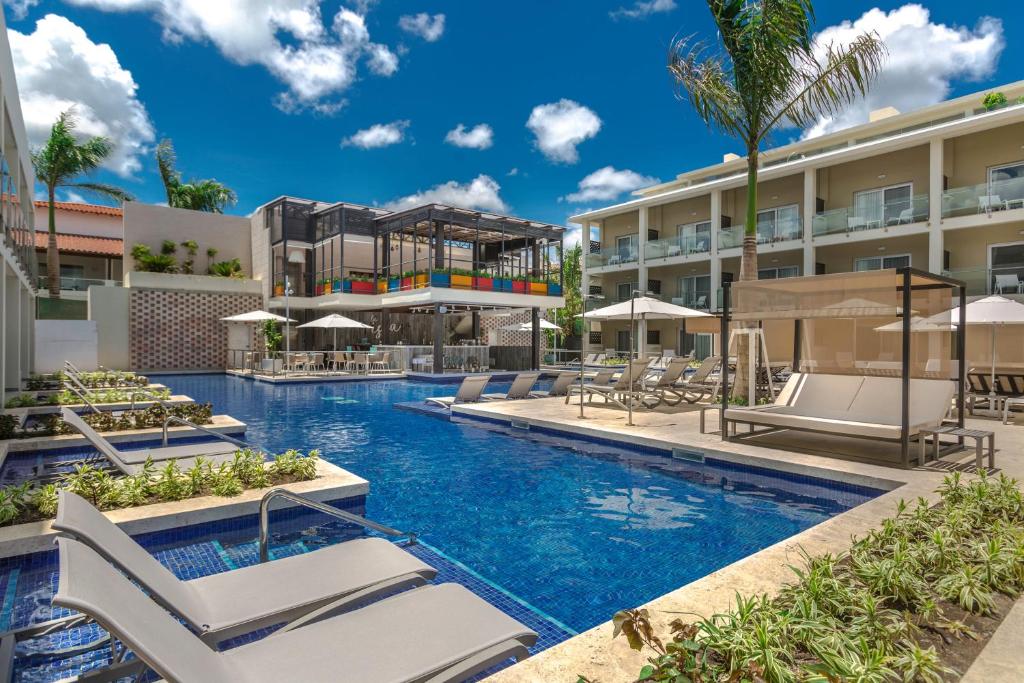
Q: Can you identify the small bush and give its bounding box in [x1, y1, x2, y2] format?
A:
[982, 91, 1008, 111]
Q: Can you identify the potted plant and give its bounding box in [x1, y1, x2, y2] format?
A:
[473, 270, 494, 291]
[340, 277, 352, 293]
[274, 281, 285, 297]
[430, 268, 451, 288]
[451, 268, 473, 289]
[388, 274, 401, 291]
[529, 275, 547, 295]
[333, 276, 343, 292]
[547, 280, 563, 296]
[982, 91, 1008, 111]
[350, 275, 375, 294]
[511, 274, 527, 294]
[497, 274, 514, 292]
[401, 270, 415, 290]
[377, 278, 387, 293]
[414, 271, 429, 288]
[314, 280, 323, 296]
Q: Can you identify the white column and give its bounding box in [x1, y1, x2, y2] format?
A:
[5, 271, 20, 392]
[803, 168, 816, 276]
[637, 207, 649, 358]
[21, 287, 32, 375]
[579, 220, 591, 355]
[710, 190, 722, 310]
[928, 137, 945, 273]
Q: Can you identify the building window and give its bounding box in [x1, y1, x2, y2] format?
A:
[755, 204, 801, 242]
[677, 275, 710, 309]
[853, 254, 911, 271]
[989, 242, 1024, 294]
[616, 330, 630, 353]
[676, 221, 712, 253]
[647, 330, 661, 345]
[989, 162, 1024, 206]
[615, 234, 638, 261]
[616, 281, 637, 302]
[588, 331, 602, 344]
[757, 265, 800, 280]
[853, 183, 912, 228]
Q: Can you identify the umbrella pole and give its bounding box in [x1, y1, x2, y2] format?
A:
[989, 327, 997, 413]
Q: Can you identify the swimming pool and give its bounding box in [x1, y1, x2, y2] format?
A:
[148, 374, 881, 632]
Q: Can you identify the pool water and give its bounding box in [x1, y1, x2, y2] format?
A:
[148, 374, 881, 632]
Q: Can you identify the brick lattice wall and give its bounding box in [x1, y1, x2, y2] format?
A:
[130, 290, 261, 370]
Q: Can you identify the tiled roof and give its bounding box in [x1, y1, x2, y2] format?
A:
[34, 231, 123, 257]
[33, 200, 123, 217]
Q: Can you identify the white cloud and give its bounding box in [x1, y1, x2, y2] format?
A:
[386, 175, 507, 213]
[562, 166, 659, 203]
[9, 14, 155, 177]
[65, 0, 400, 113]
[342, 120, 410, 149]
[507, 167, 519, 177]
[444, 123, 493, 150]
[804, 4, 1004, 138]
[610, 0, 676, 21]
[526, 99, 601, 164]
[398, 13, 445, 42]
[3, 0, 40, 20]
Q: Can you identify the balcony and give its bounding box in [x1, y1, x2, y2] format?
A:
[719, 215, 802, 250]
[37, 276, 121, 293]
[942, 178, 1024, 219]
[644, 235, 711, 261]
[943, 264, 1024, 298]
[812, 194, 929, 237]
[671, 293, 711, 310]
[585, 246, 639, 269]
[301, 271, 564, 298]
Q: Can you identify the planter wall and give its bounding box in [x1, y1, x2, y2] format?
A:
[451, 274, 473, 289]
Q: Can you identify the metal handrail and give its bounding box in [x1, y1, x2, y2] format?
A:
[161, 415, 252, 448]
[128, 388, 175, 411]
[258, 488, 416, 563]
[61, 383, 102, 415]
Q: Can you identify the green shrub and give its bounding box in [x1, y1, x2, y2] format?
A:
[209, 258, 244, 278]
[0, 415, 17, 440]
[982, 91, 1008, 111]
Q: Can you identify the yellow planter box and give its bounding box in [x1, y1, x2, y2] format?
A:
[415, 273, 429, 289]
[377, 280, 387, 293]
[451, 274, 473, 289]
[529, 282, 548, 295]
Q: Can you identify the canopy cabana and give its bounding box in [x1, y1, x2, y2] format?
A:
[720, 268, 966, 468]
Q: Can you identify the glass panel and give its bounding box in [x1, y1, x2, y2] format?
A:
[991, 163, 1024, 203]
[882, 255, 910, 269]
[882, 185, 912, 225]
[853, 256, 881, 271]
[853, 189, 884, 227]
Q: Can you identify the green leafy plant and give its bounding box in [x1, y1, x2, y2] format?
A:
[180, 239, 199, 274]
[131, 243, 177, 273]
[210, 258, 244, 278]
[982, 91, 1008, 111]
[261, 319, 283, 354]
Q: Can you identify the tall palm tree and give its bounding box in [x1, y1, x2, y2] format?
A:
[668, 0, 886, 397]
[156, 139, 237, 213]
[32, 110, 133, 298]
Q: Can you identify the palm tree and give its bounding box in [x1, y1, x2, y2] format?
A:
[32, 110, 133, 298]
[156, 139, 237, 213]
[668, 0, 886, 398]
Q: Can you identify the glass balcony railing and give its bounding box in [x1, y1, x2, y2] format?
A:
[585, 247, 639, 268]
[812, 194, 929, 236]
[943, 265, 1024, 297]
[719, 216, 802, 249]
[671, 294, 711, 310]
[644, 235, 711, 260]
[37, 276, 121, 292]
[942, 178, 1024, 218]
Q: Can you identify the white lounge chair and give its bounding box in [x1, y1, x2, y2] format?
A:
[640, 357, 692, 408]
[564, 359, 652, 410]
[483, 372, 540, 401]
[60, 407, 240, 476]
[52, 537, 537, 683]
[52, 491, 437, 646]
[677, 355, 721, 403]
[425, 375, 490, 409]
[994, 274, 1023, 294]
[530, 371, 577, 398]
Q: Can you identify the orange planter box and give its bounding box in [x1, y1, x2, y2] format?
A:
[451, 274, 473, 289]
[377, 280, 387, 293]
[415, 273, 429, 289]
[529, 282, 548, 295]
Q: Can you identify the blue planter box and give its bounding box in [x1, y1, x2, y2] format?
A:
[388, 278, 400, 292]
[498, 279, 514, 292]
[431, 273, 451, 288]
[548, 284, 562, 296]
[341, 280, 352, 293]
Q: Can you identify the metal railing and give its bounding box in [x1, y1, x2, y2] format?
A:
[942, 265, 1024, 297]
[258, 488, 416, 563]
[586, 246, 639, 268]
[644, 235, 711, 260]
[812, 194, 929, 236]
[161, 415, 252, 448]
[942, 178, 1024, 218]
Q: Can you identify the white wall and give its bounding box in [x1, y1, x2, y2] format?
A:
[123, 202, 253, 275]
[88, 285, 130, 370]
[35, 320, 97, 373]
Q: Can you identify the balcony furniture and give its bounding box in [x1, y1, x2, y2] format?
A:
[699, 403, 722, 434]
[978, 195, 1002, 213]
[606, 254, 621, 265]
[993, 274, 1024, 294]
[1005, 198, 1024, 210]
[1002, 396, 1024, 424]
[918, 425, 994, 469]
[847, 216, 868, 231]
[889, 208, 915, 225]
[667, 244, 681, 257]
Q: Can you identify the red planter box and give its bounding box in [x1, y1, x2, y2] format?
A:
[474, 277, 494, 290]
[512, 280, 527, 293]
[401, 277, 413, 290]
[350, 280, 375, 294]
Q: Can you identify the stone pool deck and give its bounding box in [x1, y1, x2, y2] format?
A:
[450, 398, 1024, 682]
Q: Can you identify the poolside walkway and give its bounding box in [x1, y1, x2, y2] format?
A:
[453, 398, 1024, 682]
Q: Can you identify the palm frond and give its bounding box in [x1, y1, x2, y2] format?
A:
[66, 182, 135, 205]
[155, 139, 181, 204]
[667, 36, 745, 140]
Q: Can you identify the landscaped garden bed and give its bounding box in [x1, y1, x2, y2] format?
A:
[24, 371, 150, 391]
[0, 448, 320, 526]
[604, 472, 1023, 683]
[4, 386, 172, 409]
[0, 403, 213, 440]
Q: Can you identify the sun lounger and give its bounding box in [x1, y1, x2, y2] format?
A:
[677, 355, 721, 403]
[52, 491, 437, 646]
[564, 359, 652, 410]
[425, 375, 490, 408]
[640, 357, 691, 407]
[567, 353, 597, 367]
[483, 372, 540, 401]
[531, 371, 576, 398]
[722, 373, 955, 442]
[53, 536, 536, 683]
[60, 408, 240, 476]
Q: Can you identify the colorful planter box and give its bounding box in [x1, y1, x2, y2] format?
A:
[431, 273, 451, 288]
[512, 280, 527, 294]
[333, 278, 343, 293]
[322, 281, 332, 295]
[400, 277, 413, 290]
[529, 282, 547, 295]
[414, 274, 429, 289]
[498, 278, 513, 292]
[314, 283, 323, 296]
[274, 284, 285, 297]
[377, 280, 387, 293]
[474, 277, 494, 291]
[388, 277, 401, 292]
[341, 279, 352, 293]
[351, 280, 375, 294]
[451, 274, 473, 289]
[547, 283, 563, 296]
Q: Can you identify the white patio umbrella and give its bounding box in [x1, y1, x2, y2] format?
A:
[221, 310, 295, 323]
[297, 313, 372, 351]
[499, 319, 561, 331]
[941, 295, 1024, 407]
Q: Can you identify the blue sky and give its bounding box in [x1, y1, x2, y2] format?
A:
[4, 1, 1023, 244]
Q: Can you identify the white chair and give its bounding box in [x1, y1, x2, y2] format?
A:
[848, 216, 868, 231]
[994, 274, 1023, 294]
[892, 208, 914, 225]
[978, 195, 1002, 213]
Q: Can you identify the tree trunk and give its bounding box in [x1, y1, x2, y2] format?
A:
[46, 186, 61, 300]
[732, 151, 760, 403]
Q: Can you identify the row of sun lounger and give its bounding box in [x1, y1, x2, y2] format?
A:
[3, 491, 537, 682]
